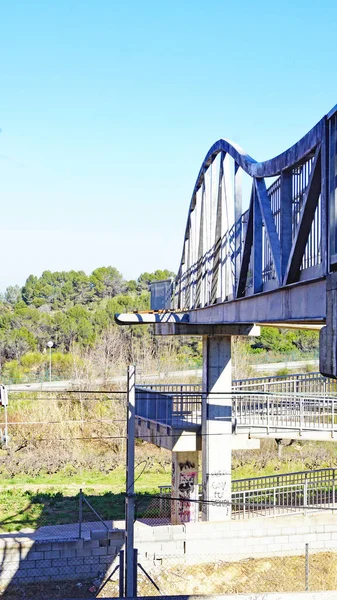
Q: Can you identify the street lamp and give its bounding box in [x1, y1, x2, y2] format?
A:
[47, 341, 53, 382]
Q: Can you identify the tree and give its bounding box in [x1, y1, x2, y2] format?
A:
[0, 265, 179, 378]
[290, 330, 319, 353]
[137, 269, 175, 290]
[253, 327, 294, 353]
[90, 267, 126, 299]
[4, 285, 21, 306]
[21, 274, 38, 305]
[5, 328, 37, 360]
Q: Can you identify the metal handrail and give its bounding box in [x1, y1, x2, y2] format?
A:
[137, 371, 337, 394]
[136, 386, 337, 435]
[158, 467, 337, 520]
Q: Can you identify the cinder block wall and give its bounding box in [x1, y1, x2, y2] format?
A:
[0, 530, 124, 586]
[2, 513, 337, 585]
[135, 513, 337, 563]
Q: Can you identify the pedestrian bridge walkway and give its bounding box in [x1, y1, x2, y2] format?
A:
[135, 372, 337, 444]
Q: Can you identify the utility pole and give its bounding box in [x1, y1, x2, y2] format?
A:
[125, 365, 136, 597]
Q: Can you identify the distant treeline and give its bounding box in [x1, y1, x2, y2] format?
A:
[0, 266, 319, 383]
[0, 267, 178, 381]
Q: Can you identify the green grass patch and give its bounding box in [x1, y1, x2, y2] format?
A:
[0, 487, 163, 533]
[0, 466, 171, 533]
[0, 464, 170, 489]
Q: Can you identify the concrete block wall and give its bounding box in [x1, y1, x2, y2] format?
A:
[0, 530, 124, 586]
[2, 513, 337, 586]
[134, 513, 337, 564]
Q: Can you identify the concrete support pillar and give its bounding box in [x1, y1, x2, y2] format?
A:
[171, 450, 199, 524]
[202, 335, 232, 521]
[320, 272, 337, 378]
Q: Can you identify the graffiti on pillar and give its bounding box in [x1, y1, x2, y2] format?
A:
[202, 479, 208, 516]
[202, 471, 231, 516]
[177, 460, 197, 523]
[172, 461, 176, 489]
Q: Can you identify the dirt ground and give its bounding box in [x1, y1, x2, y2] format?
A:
[1, 552, 337, 598]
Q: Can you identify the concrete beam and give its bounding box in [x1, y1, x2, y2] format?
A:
[135, 417, 201, 452]
[154, 323, 260, 336]
[187, 278, 326, 325]
[116, 280, 325, 332]
[248, 430, 337, 442]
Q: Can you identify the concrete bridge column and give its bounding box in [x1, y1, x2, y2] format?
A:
[320, 272, 337, 378]
[171, 450, 199, 524]
[202, 335, 232, 521]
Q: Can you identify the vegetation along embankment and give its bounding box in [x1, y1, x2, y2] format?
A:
[0, 265, 323, 532]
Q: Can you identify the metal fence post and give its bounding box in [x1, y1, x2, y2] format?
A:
[267, 395, 270, 434]
[303, 477, 308, 510]
[332, 398, 335, 438]
[133, 548, 138, 597]
[0, 385, 9, 447]
[300, 397, 304, 435]
[119, 550, 125, 598]
[3, 404, 8, 448]
[305, 542, 309, 591]
[126, 365, 136, 598]
[79, 488, 83, 539]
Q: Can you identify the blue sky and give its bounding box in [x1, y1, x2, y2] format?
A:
[1, 0, 337, 290]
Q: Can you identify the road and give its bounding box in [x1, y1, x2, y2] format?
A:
[6, 360, 319, 392]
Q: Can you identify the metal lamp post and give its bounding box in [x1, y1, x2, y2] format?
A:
[47, 341, 53, 382]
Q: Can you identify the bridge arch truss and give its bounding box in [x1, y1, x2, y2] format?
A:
[174, 106, 337, 314]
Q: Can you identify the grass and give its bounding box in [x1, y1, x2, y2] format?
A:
[0, 487, 166, 533]
[0, 466, 171, 533]
[1, 438, 336, 533]
[232, 460, 310, 480]
[0, 465, 170, 490]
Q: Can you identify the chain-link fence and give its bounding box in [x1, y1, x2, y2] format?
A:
[0, 387, 128, 599]
[2, 544, 337, 598]
[133, 546, 337, 597]
[1, 489, 337, 598]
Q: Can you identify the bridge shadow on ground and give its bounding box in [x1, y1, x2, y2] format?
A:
[0, 489, 160, 599]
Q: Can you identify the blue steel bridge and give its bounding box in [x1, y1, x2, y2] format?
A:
[116, 104, 337, 378]
[116, 106, 337, 522]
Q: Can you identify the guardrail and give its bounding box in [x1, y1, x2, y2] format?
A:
[233, 371, 337, 394]
[137, 371, 337, 395]
[158, 468, 337, 520]
[232, 392, 337, 436]
[136, 387, 337, 436]
[231, 467, 337, 519]
[135, 387, 202, 427]
[137, 383, 201, 392]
